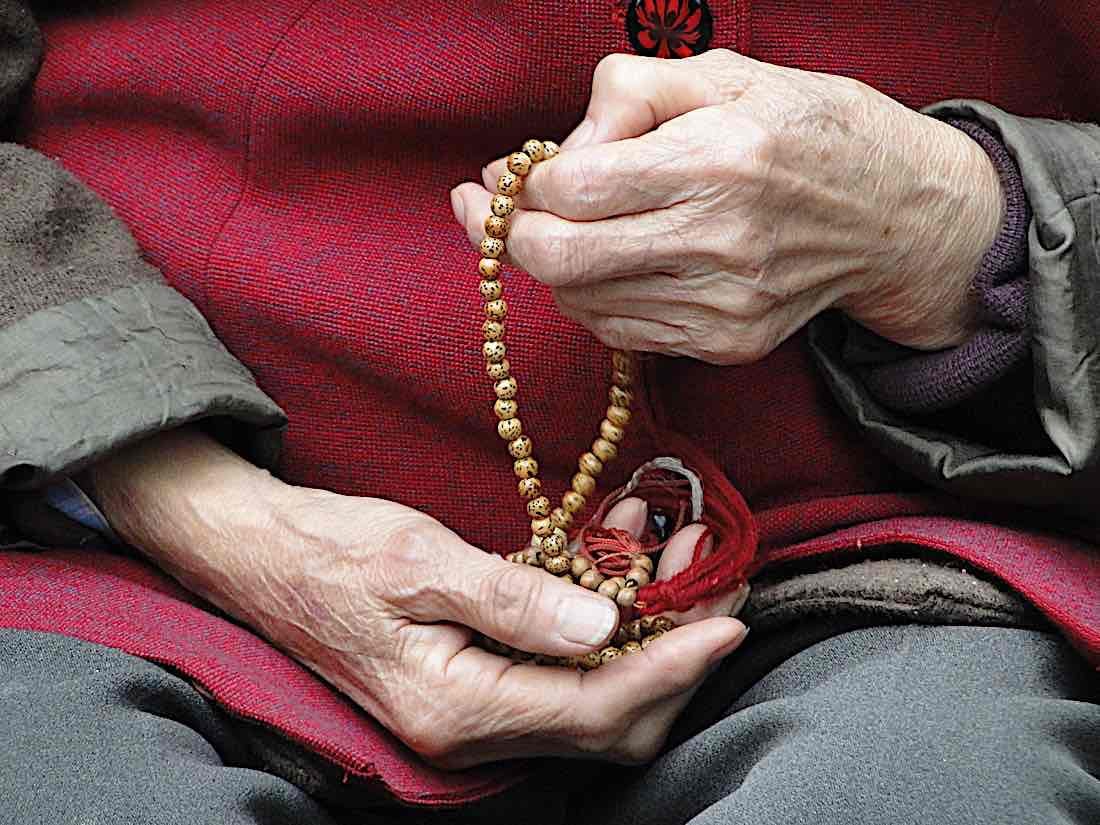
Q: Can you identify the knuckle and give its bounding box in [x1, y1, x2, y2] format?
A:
[373, 523, 447, 605]
[593, 52, 641, 93]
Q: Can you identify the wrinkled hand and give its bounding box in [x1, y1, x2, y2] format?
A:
[451, 49, 1004, 364]
[88, 428, 747, 770]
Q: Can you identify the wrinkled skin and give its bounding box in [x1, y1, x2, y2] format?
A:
[451, 49, 1003, 364]
[88, 428, 747, 769]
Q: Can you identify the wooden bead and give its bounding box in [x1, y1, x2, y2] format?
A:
[609, 576, 627, 588]
[484, 299, 507, 320]
[482, 319, 504, 341]
[541, 532, 567, 556]
[611, 351, 634, 373]
[491, 194, 515, 217]
[616, 587, 638, 609]
[624, 619, 643, 641]
[578, 452, 603, 477]
[517, 477, 541, 498]
[599, 646, 622, 665]
[541, 140, 560, 160]
[640, 616, 659, 633]
[508, 435, 533, 458]
[526, 496, 551, 518]
[496, 172, 523, 196]
[498, 417, 522, 440]
[562, 490, 586, 514]
[479, 257, 502, 279]
[515, 457, 539, 479]
[579, 569, 605, 590]
[640, 629, 665, 648]
[494, 399, 518, 420]
[580, 651, 602, 670]
[480, 236, 505, 258]
[653, 616, 675, 633]
[570, 556, 592, 578]
[487, 358, 510, 380]
[622, 640, 643, 655]
[524, 548, 543, 566]
[571, 472, 596, 497]
[544, 554, 571, 575]
[505, 552, 520, 563]
[531, 517, 553, 537]
[611, 370, 633, 388]
[494, 377, 518, 400]
[484, 215, 510, 238]
[507, 151, 532, 176]
[606, 405, 631, 428]
[483, 340, 506, 362]
[550, 507, 574, 531]
[597, 579, 621, 599]
[599, 419, 624, 444]
[591, 438, 618, 463]
[522, 139, 546, 162]
[632, 555, 654, 575]
[626, 568, 650, 588]
[608, 386, 633, 407]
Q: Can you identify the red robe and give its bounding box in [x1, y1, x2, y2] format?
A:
[4, 0, 1098, 806]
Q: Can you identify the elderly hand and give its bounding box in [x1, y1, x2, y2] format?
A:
[450, 49, 1004, 364]
[87, 428, 748, 769]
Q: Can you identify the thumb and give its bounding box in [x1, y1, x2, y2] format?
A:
[561, 50, 735, 150]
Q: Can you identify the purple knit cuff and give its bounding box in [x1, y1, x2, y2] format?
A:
[858, 118, 1032, 415]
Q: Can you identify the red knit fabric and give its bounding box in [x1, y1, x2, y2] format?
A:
[6, 0, 1100, 806]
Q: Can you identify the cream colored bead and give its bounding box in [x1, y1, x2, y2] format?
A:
[544, 554, 571, 575]
[570, 556, 592, 579]
[494, 399, 518, 420]
[580, 651, 602, 670]
[608, 385, 633, 407]
[515, 457, 539, 479]
[640, 629, 665, 648]
[558, 573, 573, 582]
[531, 516, 553, 537]
[606, 405, 631, 428]
[640, 616, 658, 633]
[484, 215, 509, 238]
[578, 451, 603, 477]
[653, 616, 675, 633]
[616, 587, 637, 609]
[483, 340, 506, 362]
[632, 555, 655, 575]
[524, 548, 543, 566]
[541, 140, 559, 159]
[599, 646, 622, 665]
[599, 419, 624, 444]
[579, 569, 605, 590]
[624, 619, 643, 641]
[621, 640, 643, 655]
[484, 299, 507, 320]
[541, 532, 566, 556]
[505, 551, 520, 563]
[597, 579, 621, 599]
[494, 377, 518, 400]
[480, 236, 505, 258]
[626, 568, 650, 589]
[491, 194, 515, 217]
[571, 472, 596, 498]
[611, 351, 634, 373]
[507, 151, 532, 176]
[508, 435, 532, 459]
[562, 490, 586, 514]
[591, 438, 618, 463]
[479, 257, 502, 279]
[487, 358, 510, 380]
[522, 139, 546, 162]
[517, 477, 541, 499]
[482, 319, 504, 341]
[498, 417, 522, 440]
[497, 172, 523, 196]
[611, 369, 633, 388]
[550, 507, 574, 531]
[526, 495, 551, 518]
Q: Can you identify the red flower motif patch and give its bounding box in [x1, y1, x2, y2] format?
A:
[625, 0, 714, 59]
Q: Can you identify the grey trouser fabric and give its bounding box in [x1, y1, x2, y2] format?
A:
[2, 625, 1098, 825]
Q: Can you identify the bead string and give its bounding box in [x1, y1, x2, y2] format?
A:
[475, 139, 675, 668]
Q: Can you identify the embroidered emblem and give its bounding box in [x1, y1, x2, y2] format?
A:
[624, 0, 713, 59]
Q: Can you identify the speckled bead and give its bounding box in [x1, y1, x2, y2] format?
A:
[540, 140, 559, 160]
[507, 151, 532, 176]
[615, 587, 638, 609]
[608, 386, 633, 407]
[572, 472, 596, 497]
[514, 457, 539, 479]
[479, 257, 502, 279]
[484, 215, 510, 238]
[526, 496, 551, 518]
[624, 620, 643, 641]
[570, 556, 592, 579]
[494, 377, 518, 400]
[622, 640, 643, 655]
[494, 400, 518, 421]
[541, 532, 567, 557]
[484, 299, 507, 320]
[483, 340, 506, 362]
[611, 370, 633, 388]
[491, 194, 515, 217]
[606, 405, 631, 428]
[544, 554, 571, 575]
[480, 236, 505, 258]
[578, 452, 603, 477]
[580, 651, 602, 670]
[579, 569, 605, 590]
[652, 616, 675, 633]
[599, 646, 622, 665]
[531, 516, 553, 537]
[517, 476, 541, 499]
[487, 358, 510, 380]
[640, 615, 659, 633]
[505, 551, 521, 564]
[498, 417, 522, 440]
[482, 319, 504, 341]
[508, 435, 533, 458]
[612, 351, 634, 374]
[599, 419, 625, 444]
[640, 630, 665, 649]
[562, 490, 586, 514]
[632, 556, 655, 575]
[597, 579, 621, 599]
[626, 568, 650, 589]
[522, 139, 546, 162]
[496, 172, 524, 196]
[550, 507, 574, 532]
[591, 438, 618, 463]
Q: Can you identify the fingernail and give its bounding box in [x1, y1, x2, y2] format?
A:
[561, 118, 595, 150]
[449, 187, 465, 224]
[707, 624, 749, 666]
[559, 596, 618, 647]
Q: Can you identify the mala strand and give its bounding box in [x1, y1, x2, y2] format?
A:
[475, 139, 673, 668]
